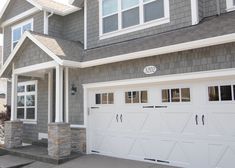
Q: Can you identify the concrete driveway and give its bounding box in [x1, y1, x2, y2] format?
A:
[22, 155, 177, 168]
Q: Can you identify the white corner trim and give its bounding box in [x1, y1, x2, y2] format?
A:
[191, 0, 199, 25]
[1, 7, 39, 27]
[0, 0, 10, 18]
[65, 67, 69, 123]
[83, 68, 235, 89]
[38, 133, 48, 140]
[84, 0, 87, 49]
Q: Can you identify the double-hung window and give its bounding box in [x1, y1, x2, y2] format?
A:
[17, 81, 37, 122]
[100, 0, 169, 38]
[226, 0, 235, 11]
[12, 19, 33, 50]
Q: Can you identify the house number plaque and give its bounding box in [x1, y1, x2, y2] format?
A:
[143, 66, 157, 75]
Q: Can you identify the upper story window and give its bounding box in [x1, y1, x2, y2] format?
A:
[100, 0, 170, 39]
[11, 19, 33, 50]
[226, 0, 235, 11]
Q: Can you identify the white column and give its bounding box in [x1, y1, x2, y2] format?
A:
[11, 73, 18, 121]
[55, 65, 64, 123]
[48, 70, 53, 123]
[65, 67, 69, 123]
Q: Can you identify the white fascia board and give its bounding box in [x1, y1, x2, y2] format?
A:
[0, 0, 10, 18]
[0, 31, 63, 77]
[83, 68, 235, 89]
[14, 61, 57, 75]
[63, 33, 235, 68]
[1, 7, 40, 27]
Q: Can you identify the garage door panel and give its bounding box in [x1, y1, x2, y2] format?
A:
[216, 145, 235, 168]
[207, 113, 235, 139]
[90, 113, 114, 130]
[119, 112, 148, 133]
[162, 112, 194, 134]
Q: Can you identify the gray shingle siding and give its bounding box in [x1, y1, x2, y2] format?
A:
[23, 124, 38, 143]
[3, 12, 44, 64]
[37, 75, 49, 133]
[14, 39, 52, 69]
[69, 42, 235, 124]
[49, 10, 84, 43]
[198, 0, 227, 20]
[87, 0, 192, 49]
[1, 0, 34, 22]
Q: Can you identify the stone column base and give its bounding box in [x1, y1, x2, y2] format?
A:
[4, 121, 23, 149]
[48, 123, 71, 158]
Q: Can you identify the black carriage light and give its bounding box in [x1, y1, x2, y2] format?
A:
[71, 84, 77, 95]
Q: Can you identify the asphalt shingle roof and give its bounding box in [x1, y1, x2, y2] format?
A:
[32, 0, 79, 15]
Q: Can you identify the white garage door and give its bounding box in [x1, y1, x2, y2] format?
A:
[88, 78, 235, 168]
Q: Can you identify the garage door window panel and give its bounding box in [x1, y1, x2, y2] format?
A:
[95, 93, 114, 104]
[208, 85, 235, 102]
[125, 90, 148, 104]
[220, 85, 232, 101]
[171, 89, 180, 102]
[162, 88, 191, 103]
[181, 88, 191, 102]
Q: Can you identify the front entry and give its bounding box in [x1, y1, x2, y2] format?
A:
[88, 77, 235, 168]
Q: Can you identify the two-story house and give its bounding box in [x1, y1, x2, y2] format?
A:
[0, 0, 235, 167]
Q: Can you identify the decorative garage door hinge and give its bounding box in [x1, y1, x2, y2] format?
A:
[91, 150, 100, 153]
[144, 158, 170, 164]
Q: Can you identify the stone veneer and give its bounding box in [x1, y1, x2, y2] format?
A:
[71, 128, 86, 153]
[4, 121, 23, 148]
[48, 123, 71, 158]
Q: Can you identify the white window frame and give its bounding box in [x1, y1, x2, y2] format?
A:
[99, 0, 170, 40]
[17, 80, 38, 123]
[11, 18, 34, 51]
[226, 0, 235, 12]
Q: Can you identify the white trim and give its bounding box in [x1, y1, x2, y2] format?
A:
[65, 67, 69, 123]
[55, 65, 63, 123]
[11, 64, 17, 121]
[226, 0, 235, 11]
[38, 133, 48, 140]
[99, 0, 170, 40]
[48, 70, 53, 123]
[84, 0, 87, 50]
[191, 0, 199, 25]
[1, 8, 39, 27]
[70, 125, 87, 129]
[14, 61, 57, 75]
[83, 68, 235, 89]
[11, 18, 34, 51]
[3, 32, 235, 77]
[63, 33, 235, 68]
[1, 27, 4, 68]
[0, 31, 62, 77]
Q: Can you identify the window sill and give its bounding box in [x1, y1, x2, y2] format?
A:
[99, 17, 170, 40]
[21, 120, 37, 124]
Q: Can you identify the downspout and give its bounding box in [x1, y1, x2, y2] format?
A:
[43, 11, 54, 35]
[216, 0, 221, 16]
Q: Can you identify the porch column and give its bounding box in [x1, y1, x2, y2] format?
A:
[48, 65, 71, 158]
[55, 65, 63, 122]
[11, 73, 18, 121]
[5, 72, 23, 149]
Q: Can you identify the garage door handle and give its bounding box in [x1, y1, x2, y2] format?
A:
[120, 114, 123, 123]
[202, 115, 205, 126]
[195, 115, 198, 125]
[116, 114, 119, 122]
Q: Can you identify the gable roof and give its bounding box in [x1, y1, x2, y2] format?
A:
[0, 0, 80, 18]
